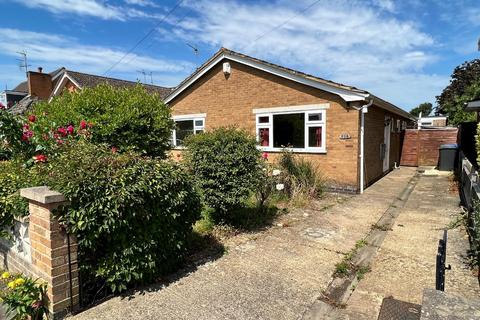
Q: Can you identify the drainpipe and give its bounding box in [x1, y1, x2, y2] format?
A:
[359, 99, 373, 194]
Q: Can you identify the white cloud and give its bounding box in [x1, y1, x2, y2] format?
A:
[167, 0, 442, 109]
[12, 0, 164, 20]
[124, 0, 159, 8]
[12, 0, 125, 20]
[0, 28, 193, 88]
[372, 0, 396, 13]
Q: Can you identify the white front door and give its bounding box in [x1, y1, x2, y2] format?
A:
[383, 116, 391, 172]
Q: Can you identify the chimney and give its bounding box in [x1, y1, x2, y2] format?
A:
[37, 67, 43, 73]
[27, 70, 53, 100]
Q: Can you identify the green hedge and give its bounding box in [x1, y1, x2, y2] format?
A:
[32, 84, 173, 157]
[0, 142, 201, 293]
[184, 127, 262, 221]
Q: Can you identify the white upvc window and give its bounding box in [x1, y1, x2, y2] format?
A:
[171, 113, 206, 147]
[254, 104, 327, 153]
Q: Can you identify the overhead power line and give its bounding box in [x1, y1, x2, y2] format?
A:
[242, 0, 322, 50]
[103, 0, 184, 76]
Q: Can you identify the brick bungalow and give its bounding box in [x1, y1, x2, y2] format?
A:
[165, 48, 414, 193]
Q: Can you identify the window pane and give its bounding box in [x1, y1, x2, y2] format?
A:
[258, 116, 269, 123]
[273, 113, 305, 148]
[308, 113, 322, 121]
[258, 128, 270, 147]
[175, 120, 194, 146]
[194, 119, 204, 127]
[308, 126, 322, 148]
[195, 129, 204, 134]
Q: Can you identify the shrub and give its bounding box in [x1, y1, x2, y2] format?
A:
[32, 84, 173, 157]
[184, 127, 262, 221]
[0, 110, 34, 161]
[278, 150, 324, 199]
[0, 271, 48, 320]
[39, 141, 202, 293]
[0, 141, 202, 295]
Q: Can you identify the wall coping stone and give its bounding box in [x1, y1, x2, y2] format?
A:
[20, 186, 66, 204]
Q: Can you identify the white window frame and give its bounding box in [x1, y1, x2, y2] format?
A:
[171, 113, 206, 148]
[254, 105, 327, 153]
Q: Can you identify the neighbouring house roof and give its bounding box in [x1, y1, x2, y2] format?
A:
[466, 99, 480, 112]
[8, 68, 173, 115]
[51, 69, 173, 99]
[165, 47, 413, 120]
[8, 95, 39, 115]
[13, 81, 28, 93]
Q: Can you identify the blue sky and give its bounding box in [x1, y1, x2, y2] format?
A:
[0, 0, 479, 111]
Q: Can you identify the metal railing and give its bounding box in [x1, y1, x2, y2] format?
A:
[435, 230, 451, 291]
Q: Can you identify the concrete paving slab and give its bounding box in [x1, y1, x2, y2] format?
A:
[69, 167, 417, 320]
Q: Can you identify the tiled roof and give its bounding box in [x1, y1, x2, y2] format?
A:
[13, 81, 28, 93]
[65, 70, 173, 99]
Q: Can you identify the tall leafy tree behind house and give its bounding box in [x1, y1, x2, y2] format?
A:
[436, 59, 480, 125]
[410, 102, 432, 117]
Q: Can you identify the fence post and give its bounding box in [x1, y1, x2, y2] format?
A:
[20, 186, 79, 319]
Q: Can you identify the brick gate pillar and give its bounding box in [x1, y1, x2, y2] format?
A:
[20, 186, 79, 319]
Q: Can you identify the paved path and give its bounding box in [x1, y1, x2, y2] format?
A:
[69, 167, 479, 320]
[344, 169, 480, 319]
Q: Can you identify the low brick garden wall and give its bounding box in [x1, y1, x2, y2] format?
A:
[0, 186, 79, 319]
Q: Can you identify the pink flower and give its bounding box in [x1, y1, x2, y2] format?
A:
[57, 127, 67, 137]
[56, 139, 64, 145]
[111, 146, 118, 153]
[23, 124, 29, 130]
[262, 152, 269, 160]
[21, 130, 33, 141]
[66, 125, 74, 135]
[0, 102, 5, 110]
[80, 120, 87, 130]
[28, 115, 36, 122]
[33, 154, 47, 163]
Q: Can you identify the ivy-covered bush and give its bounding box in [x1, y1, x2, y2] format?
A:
[37, 141, 201, 293]
[32, 84, 174, 157]
[184, 127, 262, 221]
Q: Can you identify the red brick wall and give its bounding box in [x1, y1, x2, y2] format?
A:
[400, 128, 458, 166]
[400, 130, 419, 166]
[363, 105, 407, 186]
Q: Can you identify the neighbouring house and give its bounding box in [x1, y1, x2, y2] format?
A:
[0, 84, 28, 109]
[165, 48, 414, 193]
[417, 115, 448, 128]
[8, 67, 172, 114]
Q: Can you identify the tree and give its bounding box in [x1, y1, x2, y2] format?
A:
[410, 102, 432, 117]
[436, 59, 480, 121]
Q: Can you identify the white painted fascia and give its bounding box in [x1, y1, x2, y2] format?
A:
[164, 52, 368, 104]
[50, 72, 82, 100]
[253, 103, 329, 114]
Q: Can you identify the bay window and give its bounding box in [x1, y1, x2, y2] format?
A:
[254, 105, 327, 153]
[171, 114, 205, 147]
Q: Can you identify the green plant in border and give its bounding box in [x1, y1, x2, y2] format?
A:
[0, 271, 49, 320]
[184, 127, 263, 222]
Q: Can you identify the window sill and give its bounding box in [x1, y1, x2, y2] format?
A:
[257, 146, 327, 154]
